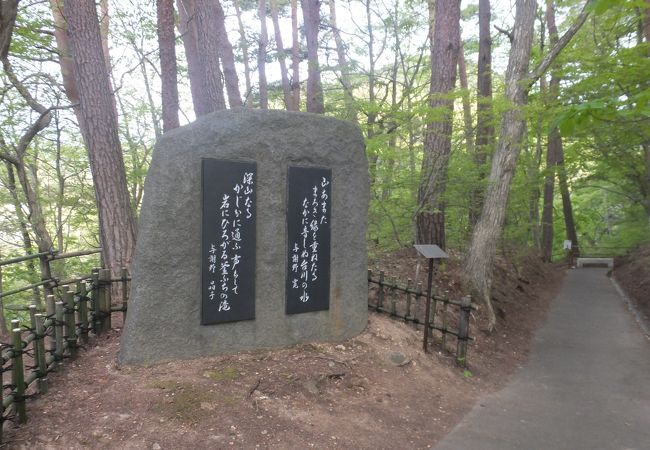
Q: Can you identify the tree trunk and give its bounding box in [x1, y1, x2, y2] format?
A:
[213, 0, 242, 107]
[546, 0, 579, 258]
[65, 0, 137, 275]
[177, 0, 212, 117]
[49, 0, 82, 122]
[540, 124, 556, 262]
[0, 249, 8, 338]
[157, 0, 180, 131]
[458, 41, 474, 156]
[329, 0, 356, 121]
[258, 0, 269, 109]
[556, 143, 580, 256]
[193, 0, 227, 112]
[528, 116, 543, 247]
[301, 0, 324, 113]
[5, 162, 42, 306]
[465, 0, 537, 331]
[415, 0, 461, 248]
[290, 0, 301, 110]
[469, 0, 494, 227]
[233, 0, 252, 101]
[270, 0, 292, 109]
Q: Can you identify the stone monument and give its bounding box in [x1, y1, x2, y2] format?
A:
[119, 109, 369, 364]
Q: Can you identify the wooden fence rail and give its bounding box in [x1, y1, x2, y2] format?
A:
[0, 267, 129, 442]
[368, 270, 474, 366]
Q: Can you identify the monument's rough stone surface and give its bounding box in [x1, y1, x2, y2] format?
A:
[119, 109, 369, 364]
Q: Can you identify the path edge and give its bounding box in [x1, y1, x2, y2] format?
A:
[609, 272, 650, 337]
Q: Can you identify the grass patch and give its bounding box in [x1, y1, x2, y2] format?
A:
[202, 366, 240, 381]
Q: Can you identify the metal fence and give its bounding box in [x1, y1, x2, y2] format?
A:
[367, 270, 474, 366]
[0, 252, 476, 442]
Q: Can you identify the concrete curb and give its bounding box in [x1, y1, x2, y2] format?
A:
[610, 272, 650, 337]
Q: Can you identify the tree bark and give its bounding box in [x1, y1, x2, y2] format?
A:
[465, 0, 537, 330]
[258, 0, 269, 109]
[416, 0, 461, 249]
[50, 0, 82, 122]
[290, 0, 301, 110]
[270, 0, 292, 109]
[193, 0, 227, 112]
[65, 0, 137, 275]
[157, 0, 180, 131]
[177, 0, 212, 117]
[469, 0, 494, 227]
[213, 0, 242, 107]
[301, 0, 324, 113]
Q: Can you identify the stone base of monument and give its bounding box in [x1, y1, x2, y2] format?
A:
[119, 109, 369, 365]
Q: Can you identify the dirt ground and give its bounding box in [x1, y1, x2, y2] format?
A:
[614, 243, 650, 322]
[3, 250, 564, 450]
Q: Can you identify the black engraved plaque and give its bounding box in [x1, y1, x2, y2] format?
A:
[201, 159, 256, 325]
[286, 166, 332, 314]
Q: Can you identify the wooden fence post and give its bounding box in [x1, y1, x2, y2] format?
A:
[54, 301, 64, 365]
[91, 269, 101, 334]
[121, 267, 128, 322]
[0, 354, 3, 442]
[405, 279, 412, 321]
[63, 286, 77, 356]
[77, 282, 89, 344]
[416, 282, 423, 324]
[99, 268, 112, 331]
[456, 295, 472, 366]
[11, 324, 27, 424]
[377, 271, 385, 311]
[45, 294, 56, 359]
[34, 313, 48, 394]
[441, 300, 449, 351]
[29, 306, 47, 393]
[390, 278, 397, 316]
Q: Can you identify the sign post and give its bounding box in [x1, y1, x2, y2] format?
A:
[414, 244, 449, 353]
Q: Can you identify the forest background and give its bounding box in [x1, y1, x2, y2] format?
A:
[0, 0, 649, 332]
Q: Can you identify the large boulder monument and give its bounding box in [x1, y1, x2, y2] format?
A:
[119, 109, 369, 364]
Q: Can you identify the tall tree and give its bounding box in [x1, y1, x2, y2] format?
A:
[258, 0, 269, 108]
[177, 0, 212, 116]
[157, 0, 180, 131]
[290, 0, 301, 110]
[233, 0, 252, 100]
[469, 0, 494, 226]
[329, 0, 356, 121]
[193, 0, 227, 111]
[301, 0, 324, 113]
[545, 0, 579, 259]
[415, 0, 461, 248]
[64, 0, 137, 275]
[466, 0, 592, 330]
[212, 0, 242, 107]
[270, 0, 292, 109]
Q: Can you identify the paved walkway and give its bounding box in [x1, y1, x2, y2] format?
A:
[435, 268, 650, 450]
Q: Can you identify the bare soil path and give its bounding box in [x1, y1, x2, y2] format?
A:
[2, 255, 563, 450]
[434, 268, 650, 450]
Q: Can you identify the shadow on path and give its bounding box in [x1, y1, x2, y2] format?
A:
[434, 268, 650, 450]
